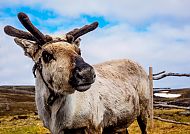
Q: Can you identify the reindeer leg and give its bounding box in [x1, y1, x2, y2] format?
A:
[116, 128, 128, 134]
[137, 115, 147, 134]
[64, 128, 86, 134]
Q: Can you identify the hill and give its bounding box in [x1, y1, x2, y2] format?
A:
[0, 86, 35, 116]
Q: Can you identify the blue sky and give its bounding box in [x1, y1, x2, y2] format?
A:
[0, 0, 190, 89]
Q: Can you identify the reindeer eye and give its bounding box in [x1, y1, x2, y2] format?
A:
[42, 51, 54, 63]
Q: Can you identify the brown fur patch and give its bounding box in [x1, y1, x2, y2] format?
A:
[39, 42, 81, 94]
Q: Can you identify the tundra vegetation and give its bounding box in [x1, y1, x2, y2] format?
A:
[0, 109, 190, 134]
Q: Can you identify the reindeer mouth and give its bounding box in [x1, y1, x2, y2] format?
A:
[75, 84, 92, 92]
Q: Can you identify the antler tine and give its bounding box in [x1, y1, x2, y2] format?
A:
[66, 22, 98, 41]
[18, 12, 52, 45]
[4, 25, 37, 41]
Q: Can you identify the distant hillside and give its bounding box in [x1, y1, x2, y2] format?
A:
[0, 85, 35, 95]
[154, 88, 190, 107]
[0, 86, 35, 116]
[0, 86, 189, 116]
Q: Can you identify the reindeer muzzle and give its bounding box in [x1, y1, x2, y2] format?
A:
[69, 57, 96, 92]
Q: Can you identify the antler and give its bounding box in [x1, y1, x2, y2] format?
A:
[66, 22, 98, 41]
[17, 12, 52, 45]
[4, 12, 52, 46]
[4, 12, 98, 45]
[4, 25, 37, 41]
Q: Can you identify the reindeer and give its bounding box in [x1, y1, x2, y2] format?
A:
[4, 12, 150, 134]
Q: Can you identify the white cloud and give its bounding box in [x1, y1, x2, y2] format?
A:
[39, 0, 190, 24]
[1, 0, 190, 23]
[82, 23, 190, 64]
[0, 24, 34, 85]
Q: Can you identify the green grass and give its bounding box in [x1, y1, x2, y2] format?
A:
[128, 119, 190, 134]
[0, 114, 50, 134]
[0, 125, 41, 134]
[154, 109, 190, 123]
[128, 109, 190, 134]
[0, 109, 189, 134]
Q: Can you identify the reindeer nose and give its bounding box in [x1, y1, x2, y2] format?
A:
[75, 64, 96, 82]
[69, 57, 96, 89]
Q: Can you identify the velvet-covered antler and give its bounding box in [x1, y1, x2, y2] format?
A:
[4, 12, 52, 46]
[4, 12, 98, 45]
[66, 22, 98, 41]
[17, 12, 52, 45]
[4, 25, 37, 41]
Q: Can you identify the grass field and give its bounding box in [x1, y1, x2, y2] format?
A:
[0, 109, 189, 134]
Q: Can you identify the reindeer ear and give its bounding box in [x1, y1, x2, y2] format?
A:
[14, 38, 40, 59]
[73, 38, 81, 47]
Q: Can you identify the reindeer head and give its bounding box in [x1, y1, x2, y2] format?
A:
[4, 12, 98, 95]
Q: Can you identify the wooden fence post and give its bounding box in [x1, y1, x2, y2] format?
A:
[149, 67, 154, 129]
